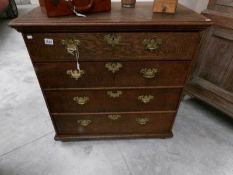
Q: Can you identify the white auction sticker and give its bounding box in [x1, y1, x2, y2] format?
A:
[27, 35, 33, 39]
[44, 38, 54, 45]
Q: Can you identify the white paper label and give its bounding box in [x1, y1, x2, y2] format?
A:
[27, 35, 33, 39]
[44, 38, 54, 45]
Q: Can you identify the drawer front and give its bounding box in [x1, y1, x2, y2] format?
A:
[45, 88, 182, 113]
[54, 112, 175, 135]
[36, 61, 191, 89]
[24, 32, 199, 62]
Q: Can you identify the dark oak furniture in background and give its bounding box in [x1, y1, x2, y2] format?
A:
[185, 0, 233, 119]
[10, 2, 210, 141]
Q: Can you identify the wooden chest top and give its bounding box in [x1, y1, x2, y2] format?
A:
[10, 2, 211, 32]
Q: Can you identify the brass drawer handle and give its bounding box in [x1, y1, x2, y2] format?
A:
[140, 68, 158, 79]
[105, 62, 122, 74]
[107, 90, 122, 98]
[104, 34, 121, 47]
[138, 95, 154, 104]
[73, 96, 89, 105]
[143, 38, 162, 52]
[66, 69, 85, 80]
[136, 117, 150, 125]
[61, 39, 80, 55]
[108, 114, 121, 120]
[77, 120, 92, 127]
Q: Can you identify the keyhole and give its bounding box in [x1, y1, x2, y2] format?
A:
[162, 3, 167, 12]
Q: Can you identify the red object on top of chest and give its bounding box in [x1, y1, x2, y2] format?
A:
[38, 0, 111, 17]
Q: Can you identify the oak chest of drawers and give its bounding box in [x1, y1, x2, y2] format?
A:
[10, 2, 210, 141]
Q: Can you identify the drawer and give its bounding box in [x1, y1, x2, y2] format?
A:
[24, 32, 200, 62]
[45, 88, 182, 113]
[36, 61, 191, 89]
[53, 112, 175, 135]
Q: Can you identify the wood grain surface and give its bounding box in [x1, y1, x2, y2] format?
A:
[35, 61, 191, 89]
[185, 0, 233, 118]
[9, 2, 211, 32]
[45, 88, 182, 113]
[24, 32, 199, 62]
[53, 112, 175, 135]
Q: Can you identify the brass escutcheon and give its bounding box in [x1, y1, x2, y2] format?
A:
[66, 69, 85, 80]
[61, 39, 80, 55]
[140, 68, 158, 79]
[143, 38, 162, 52]
[77, 120, 92, 127]
[107, 114, 122, 120]
[104, 34, 121, 47]
[105, 62, 123, 74]
[107, 91, 122, 98]
[73, 96, 89, 105]
[138, 95, 154, 104]
[136, 117, 150, 125]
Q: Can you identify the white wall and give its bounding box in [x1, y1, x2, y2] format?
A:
[30, 0, 209, 13]
[179, 0, 209, 13]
